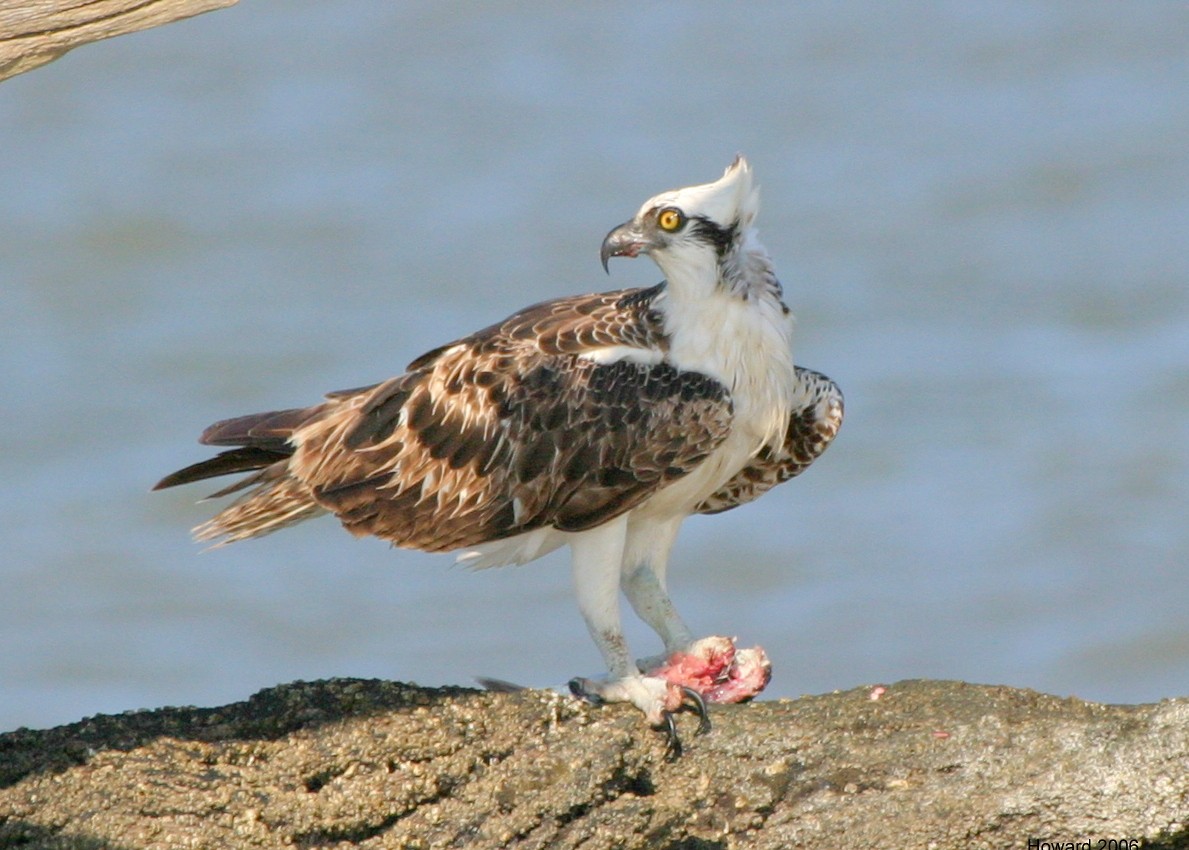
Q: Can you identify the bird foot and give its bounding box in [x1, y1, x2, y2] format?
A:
[645, 635, 772, 704]
[568, 674, 708, 760]
[566, 637, 768, 758]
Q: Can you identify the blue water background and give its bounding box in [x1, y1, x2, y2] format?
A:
[1, 3, 1186, 730]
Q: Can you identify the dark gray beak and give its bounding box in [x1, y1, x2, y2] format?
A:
[600, 220, 647, 274]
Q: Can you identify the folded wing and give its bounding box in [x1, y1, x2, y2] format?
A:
[696, 367, 843, 515]
[156, 285, 736, 552]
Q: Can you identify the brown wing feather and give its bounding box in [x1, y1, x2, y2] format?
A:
[200, 406, 329, 448]
[292, 286, 726, 551]
[696, 367, 843, 515]
[163, 284, 735, 551]
[152, 447, 291, 491]
[152, 406, 326, 492]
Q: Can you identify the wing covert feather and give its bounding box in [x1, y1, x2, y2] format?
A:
[696, 367, 843, 515]
[287, 286, 733, 551]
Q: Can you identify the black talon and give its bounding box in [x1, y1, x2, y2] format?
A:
[568, 677, 606, 706]
[679, 686, 712, 736]
[567, 678, 706, 760]
[658, 689, 710, 761]
[661, 712, 683, 761]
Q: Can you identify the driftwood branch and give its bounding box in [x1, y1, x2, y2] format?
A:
[0, 0, 237, 83]
[1, 678, 1186, 849]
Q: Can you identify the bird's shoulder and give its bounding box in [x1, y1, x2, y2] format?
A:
[405, 282, 669, 371]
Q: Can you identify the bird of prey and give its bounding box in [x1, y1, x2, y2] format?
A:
[155, 156, 843, 752]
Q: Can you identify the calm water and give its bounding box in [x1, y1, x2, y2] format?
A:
[2, 2, 1187, 732]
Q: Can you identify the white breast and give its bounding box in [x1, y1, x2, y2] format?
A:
[639, 285, 796, 519]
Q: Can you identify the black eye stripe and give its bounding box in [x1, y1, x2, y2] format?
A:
[689, 216, 738, 256]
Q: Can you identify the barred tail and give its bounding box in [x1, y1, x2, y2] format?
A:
[154, 405, 329, 545]
[193, 473, 327, 546]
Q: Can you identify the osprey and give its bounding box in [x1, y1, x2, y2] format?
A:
[156, 156, 843, 753]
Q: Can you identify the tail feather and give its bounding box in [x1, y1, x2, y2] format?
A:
[193, 476, 326, 546]
[204, 459, 287, 500]
[156, 405, 330, 544]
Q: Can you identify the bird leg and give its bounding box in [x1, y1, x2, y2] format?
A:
[568, 517, 705, 750]
[621, 562, 694, 657]
[620, 555, 771, 705]
[568, 520, 768, 755]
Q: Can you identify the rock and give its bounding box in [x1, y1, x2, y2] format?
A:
[1, 678, 1186, 849]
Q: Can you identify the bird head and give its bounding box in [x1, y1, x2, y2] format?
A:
[600, 155, 759, 281]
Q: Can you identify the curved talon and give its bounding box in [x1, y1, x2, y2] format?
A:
[567, 676, 703, 759]
[679, 686, 712, 736]
[660, 711, 683, 761]
[659, 689, 710, 761]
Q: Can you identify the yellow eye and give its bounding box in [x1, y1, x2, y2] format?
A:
[657, 207, 685, 232]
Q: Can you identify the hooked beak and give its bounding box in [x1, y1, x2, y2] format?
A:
[600, 220, 647, 274]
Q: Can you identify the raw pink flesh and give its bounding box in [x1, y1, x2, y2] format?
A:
[647, 635, 772, 704]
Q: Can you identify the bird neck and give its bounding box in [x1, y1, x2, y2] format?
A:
[656, 236, 796, 450]
[655, 228, 784, 303]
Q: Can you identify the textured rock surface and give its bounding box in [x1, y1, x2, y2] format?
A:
[1, 678, 1186, 849]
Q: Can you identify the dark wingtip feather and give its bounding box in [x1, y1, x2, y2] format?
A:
[199, 407, 319, 448]
[153, 447, 291, 491]
[152, 474, 182, 491]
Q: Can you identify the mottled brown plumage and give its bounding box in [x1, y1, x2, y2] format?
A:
[157, 284, 844, 549]
[696, 367, 843, 515]
[156, 285, 743, 550]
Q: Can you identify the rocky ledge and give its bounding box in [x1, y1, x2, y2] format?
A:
[1, 678, 1186, 849]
